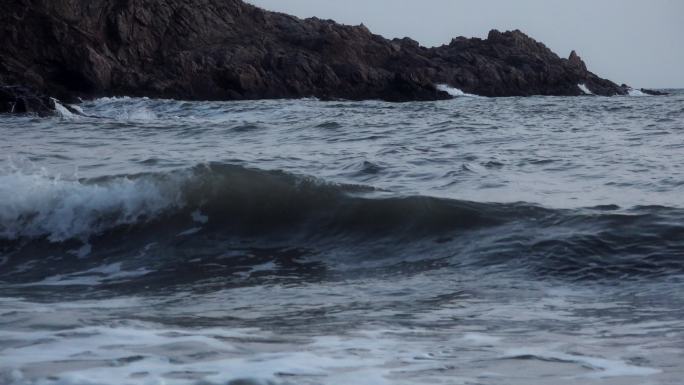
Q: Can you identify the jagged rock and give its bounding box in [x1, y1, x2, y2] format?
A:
[618, 84, 670, 96]
[427, 31, 626, 96]
[0, 85, 54, 115]
[0, 0, 628, 111]
[568, 50, 588, 72]
[640, 88, 669, 96]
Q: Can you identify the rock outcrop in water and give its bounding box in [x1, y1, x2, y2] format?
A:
[0, 85, 54, 115]
[640, 88, 669, 96]
[1, 0, 628, 113]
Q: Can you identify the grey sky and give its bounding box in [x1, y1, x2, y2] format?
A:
[247, 0, 683, 88]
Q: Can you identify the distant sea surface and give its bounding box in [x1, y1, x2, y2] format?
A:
[1, 90, 683, 385]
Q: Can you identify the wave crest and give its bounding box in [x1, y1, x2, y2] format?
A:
[2, 163, 684, 283]
[0, 169, 183, 241]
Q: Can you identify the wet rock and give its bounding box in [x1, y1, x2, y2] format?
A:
[640, 88, 669, 96]
[0, 0, 627, 107]
[429, 31, 626, 97]
[0, 85, 54, 115]
[568, 50, 588, 72]
[618, 85, 670, 96]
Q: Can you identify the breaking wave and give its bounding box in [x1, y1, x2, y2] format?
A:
[0, 163, 519, 243]
[627, 88, 649, 97]
[0, 167, 183, 242]
[0, 163, 684, 284]
[578, 84, 594, 95]
[436, 84, 477, 97]
[1, 163, 684, 286]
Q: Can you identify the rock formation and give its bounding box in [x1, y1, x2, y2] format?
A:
[0, 0, 629, 114]
[639, 89, 669, 96]
[0, 85, 54, 114]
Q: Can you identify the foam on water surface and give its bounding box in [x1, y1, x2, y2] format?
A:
[20, 263, 152, 286]
[2, 92, 684, 385]
[436, 84, 477, 97]
[0, 167, 182, 242]
[52, 99, 78, 120]
[0, 277, 678, 385]
[577, 83, 594, 95]
[627, 88, 648, 96]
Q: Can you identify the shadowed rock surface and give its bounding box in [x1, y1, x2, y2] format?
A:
[640, 88, 669, 96]
[0, 85, 54, 114]
[1, 0, 628, 114]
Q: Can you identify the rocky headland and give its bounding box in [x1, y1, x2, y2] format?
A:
[1, 0, 633, 114]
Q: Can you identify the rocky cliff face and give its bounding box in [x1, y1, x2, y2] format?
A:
[425, 32, 623, 97]
[1, 0, 627, 113]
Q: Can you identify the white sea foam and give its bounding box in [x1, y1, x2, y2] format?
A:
[462, 332, 501, 345]
[117, 107, 158, 121]
[436, 84, 477, 97]
[235, 261, 279, 278]
[68, 104, 85, 115]
[92, 96, 136, 102]
[51, 99, 78, 120]
[578, 83, 594, 95]
[503, 347, 661, 378]
[21, 263, 151, 286]
[0, 168, 183, 242]
[0, 322, 393, 385]
[627, 88, 648, 96]
[83, 97, 159, 122]
[1, 273, 680, 385]
[177, 226, 202, 236]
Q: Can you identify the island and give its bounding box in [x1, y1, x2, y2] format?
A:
[1, 0, 634, 114]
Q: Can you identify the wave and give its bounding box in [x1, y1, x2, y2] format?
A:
[627, 88, 650, 97]
[0, 168, 183, 242]
[1, 163, 683, 285]
[0, 163, 518, 243]
[577, 84, 594, 95]
[436, 84, 477, 97]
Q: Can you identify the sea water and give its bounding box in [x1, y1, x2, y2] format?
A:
[1, 91, 683, 385]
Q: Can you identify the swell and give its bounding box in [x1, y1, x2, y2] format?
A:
[1, 163, 683, 285]
[0, 163, 538, 242]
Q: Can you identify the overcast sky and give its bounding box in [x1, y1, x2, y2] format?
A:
[248, 0, 683, 88]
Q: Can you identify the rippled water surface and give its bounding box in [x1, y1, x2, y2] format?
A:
[1, 91, 683, 385]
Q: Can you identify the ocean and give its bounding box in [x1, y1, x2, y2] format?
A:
[1, 91, 683, 385]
